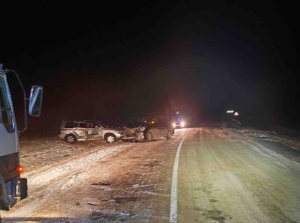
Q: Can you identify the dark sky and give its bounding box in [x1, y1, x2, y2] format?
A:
[1, 1, 299, 132]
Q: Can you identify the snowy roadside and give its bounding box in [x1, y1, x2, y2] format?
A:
[1, 138, 134, 221]
[228, 127, 300, 151]
[18, 137, 133, 187]
[19, 137, 125, 173]
[0, 131, 187, 222]
[26, 143, 132, 187]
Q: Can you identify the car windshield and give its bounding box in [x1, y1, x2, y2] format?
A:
[126, 115, 151, 128]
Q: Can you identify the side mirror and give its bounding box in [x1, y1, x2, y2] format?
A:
[29, 85, 43, 117]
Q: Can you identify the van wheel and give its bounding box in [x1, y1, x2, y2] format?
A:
[65, 134, 77, 144]
[166, 130, 172, 140]
[105, 134, 116, 143]
[146, 131, 153, 142]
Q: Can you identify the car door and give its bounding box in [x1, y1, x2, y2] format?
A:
[157, 115, 168, 137]
[148, 115, 160, 138]
[92, 121, 103, 139]
[73, 122, 88, 138]
[86, 121, 101, 139]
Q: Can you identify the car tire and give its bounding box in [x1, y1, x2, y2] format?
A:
[146, 131, 153, 142]
[65, 134, 77, 144]
[166, 130, 172, 140]
[105, 134, 116, 143]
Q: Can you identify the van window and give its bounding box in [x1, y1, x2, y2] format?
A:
[0, 76, 15, 132]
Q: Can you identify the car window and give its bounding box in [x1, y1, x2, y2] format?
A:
[96, 120, 108, 128]
[65, 122, 74, 128]
[92, 121, 100, 127]
[78, 122, 86, 128]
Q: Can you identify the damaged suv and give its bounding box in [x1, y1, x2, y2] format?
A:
[58, 120, 122, 143]
[122, 114, 174, 142]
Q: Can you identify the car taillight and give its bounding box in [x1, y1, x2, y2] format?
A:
[16, 165, 24, 174]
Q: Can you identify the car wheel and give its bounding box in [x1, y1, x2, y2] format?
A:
[166, 130, 172, 140]
[105, 134, 116, 143]
[65, 134, 77, 144]
[146, 131, 153, 142]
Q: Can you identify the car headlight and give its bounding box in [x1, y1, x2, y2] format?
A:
[172, 123, 176, 128]
[139, 127, 146, 131]
[181, 121, 185, 127]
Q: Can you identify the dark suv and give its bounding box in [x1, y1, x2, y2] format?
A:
[122, 114, 174, 142]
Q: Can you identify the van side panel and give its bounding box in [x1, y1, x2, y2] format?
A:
[0, 74, 18, 156]
[0, 152, 19, 182]
[0, 125, 18, 156]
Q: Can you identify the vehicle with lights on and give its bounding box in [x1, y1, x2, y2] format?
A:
[0, 64, 43, 210]
[172, 117, 186, 128]
[122, 114, 174, 142]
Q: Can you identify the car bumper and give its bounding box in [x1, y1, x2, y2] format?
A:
[115, 133, 122, 139]
[175, 124, 183, 128]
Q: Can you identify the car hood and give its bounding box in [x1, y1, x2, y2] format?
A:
[104, 127, 122, 131]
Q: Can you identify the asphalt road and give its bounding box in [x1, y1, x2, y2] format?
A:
[1, 127, 300, 222]
[176, 128, 300, 223]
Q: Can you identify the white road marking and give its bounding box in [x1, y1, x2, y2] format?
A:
[170, 131, 189, 223]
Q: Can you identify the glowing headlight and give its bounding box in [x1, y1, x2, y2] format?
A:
[181, 121, 185, 127]
[140, 127, 146, 131]
[172, 123, 176, 128]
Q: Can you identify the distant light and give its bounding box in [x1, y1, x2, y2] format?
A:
[227, 110, 234, 113]
[176, 111, 179, 114]
[172, 123, 176, 128]
[181, 121, 185, 127]
[234, 112, 239, 116]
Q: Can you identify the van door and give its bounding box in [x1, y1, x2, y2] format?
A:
[0, 75, 18, 157]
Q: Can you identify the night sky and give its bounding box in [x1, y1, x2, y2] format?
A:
[1, 1, 299, 134]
